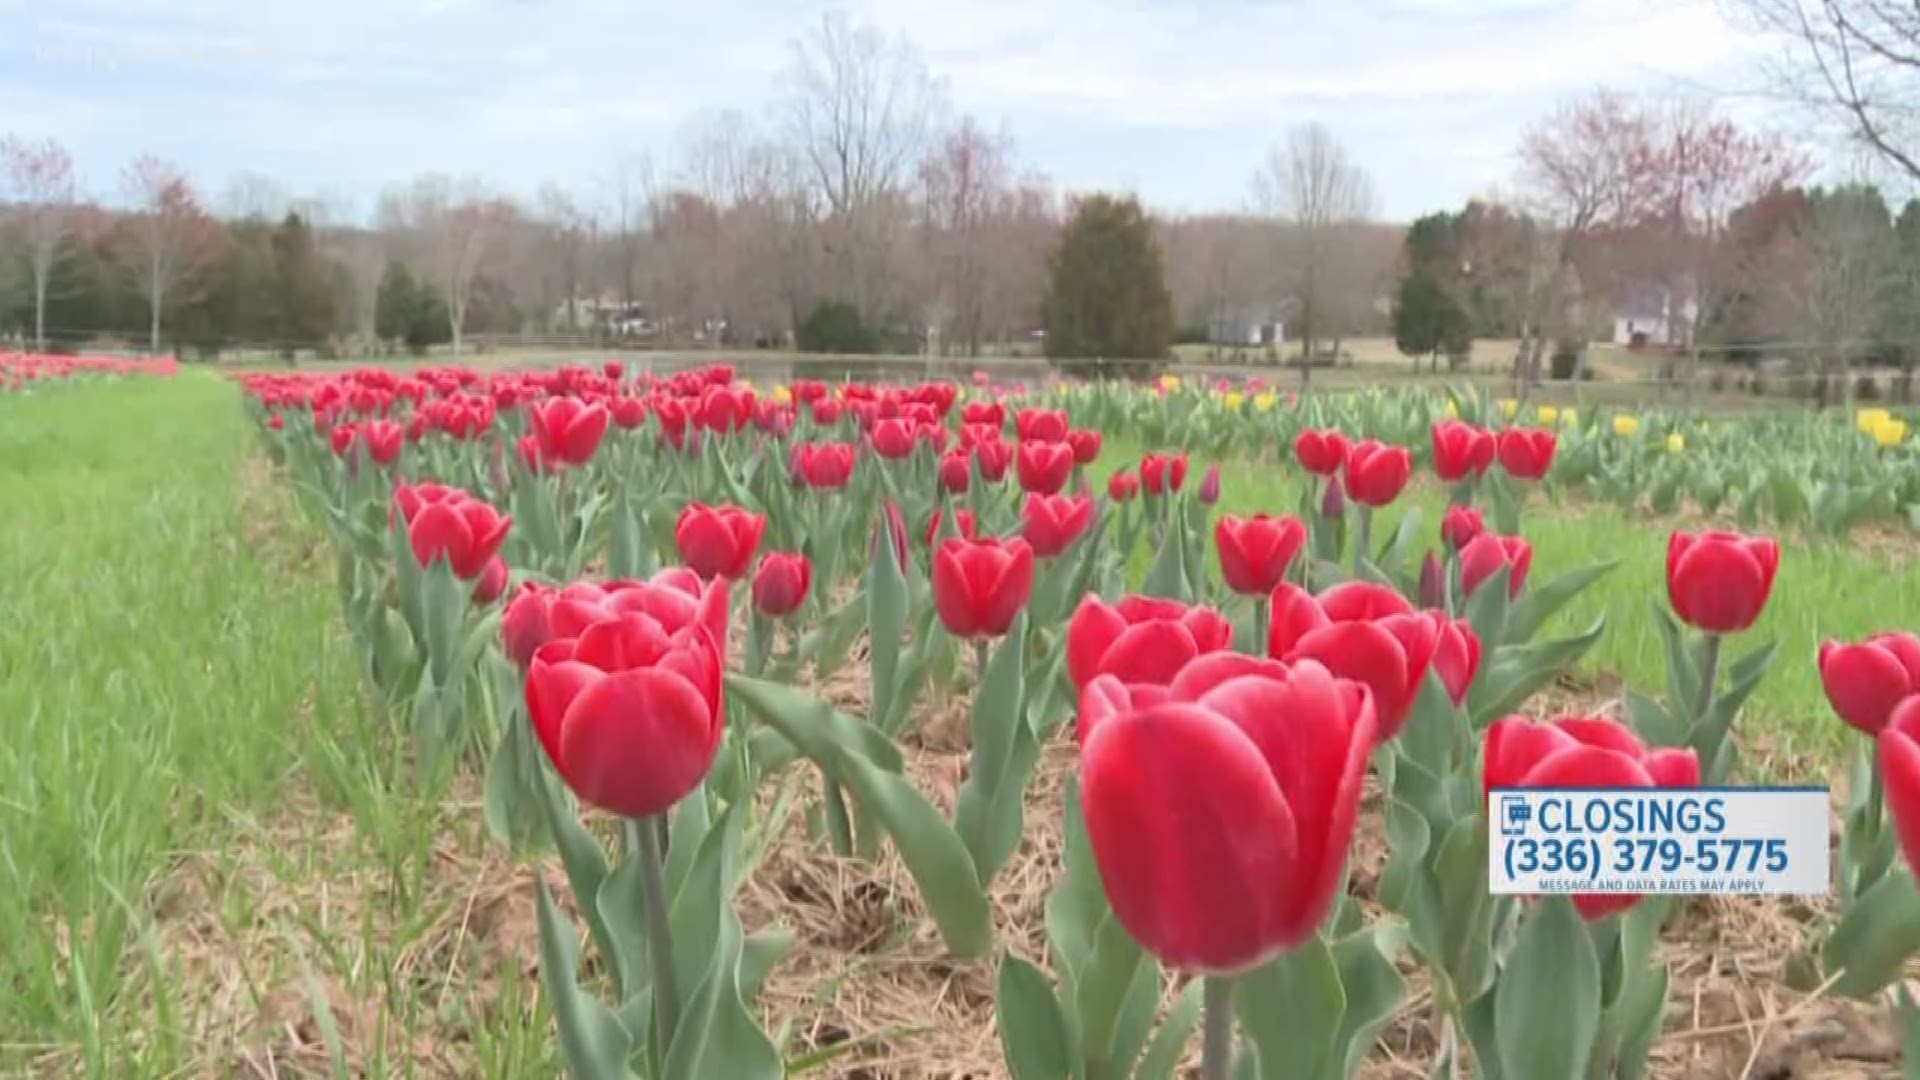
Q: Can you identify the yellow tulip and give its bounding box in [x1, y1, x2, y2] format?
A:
[1537, 405, 1559, 425]
[1443, 399, 1460, 418]
[1873, 418, 1909, 448]
[772, 385, 793, 404]
[1857, 408, 1892, 434]
[1667, 433, 1685, 454]
[1223, 390, 1246, 410]
[1612, 415, 1640, 437]
[1160, 375, 1182, 392]
[1253, 392, 1278, 412]
[1497, 398, 1518, 418]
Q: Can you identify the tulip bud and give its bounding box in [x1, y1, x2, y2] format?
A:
[752, 551, 812, 618]
[1320, 475, 1346, 520]
[1198, 463, 1221, 506]
[1418, 549, 1446, 610]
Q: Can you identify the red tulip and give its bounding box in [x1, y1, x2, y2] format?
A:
[1214, 513, 1307, 596]
[1108, 469, 1140, 503]
[394, 482, 511, 580]
[932, 537, 1034, 638]
[1140, 452, 1188, 495]
[974, 437, 1013, 482]
[872, 417, 918, 460]
[876, 502, 910, 570]
[810, 398, 844, 426]
[1666, 530, 1779, 634]
[752, 551, 812, 618]
[939, 450, 971, 494]
[1820, 634, 1920, 736]
[1433, 617, 1482, 705]
[473, 557, 509, 604]
[1459, 534, 1532, 599]
[1496, 428, 1557, 480]
[526, 583, 728, 819]
[1267, 581, 1438, 744]
[793, 442, 856, 490]
[1294, 429, 1349, 477]
[1078, 653, 1376, 971]
[328, 423, 356, 457]
[1015, 408, 1069, 443]
[529, 396, 610, 467]
[1017, 440, 1075, 495]
[697, 385, 754, 433]
[514, 569, 729, 661]
[1343, 440, 1412, 507]
[361, 419, 405, 465]
[1198, 463, 1222, 506]
[674, 502, 767, 579]
[1431, 420, 1495, 482]
[1483, 714, 1700, 919]
[1066, 428, 1103, 464]
[1441, 506, 1485, 552]
[603, 360, 625, 381]
[1023, 493, 1095, 558]
[1878, 700, 1920, 877]
[961, 401, 1004, 427]
[610, 395, 648, 430]
[1068, 595, 1235, 689]
[925, 507, 979, 547]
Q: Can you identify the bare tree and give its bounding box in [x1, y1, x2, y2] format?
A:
[782, 9, 943, 321]
[1, 136, 80, 351]
[600, 151, 654, 310]
[121, 155, 219, 353]
[1515, 91, 1663, 388]
[1251, 123, 1379, 379]
[387, 175, 500, 353]
[1791, 183, 1899, 406]
[918, 117, 1012, 356]
[221, 170, 290, 221]
[1726, 0, 1920, 183]
[536, 184, 592, 332]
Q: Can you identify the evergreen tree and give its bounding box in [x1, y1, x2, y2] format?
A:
[269, 212, 337, 356]
[1041, 194, 1174, 375]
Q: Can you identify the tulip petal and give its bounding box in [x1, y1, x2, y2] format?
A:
[559, 667, 719, 819]
[1098, 622, 1202, 687]
[1081, 703, 1300, 972]
[1067, 598, 1128, 688]
[1820, 641, 1914, 735]
[526, 655, 601, 785]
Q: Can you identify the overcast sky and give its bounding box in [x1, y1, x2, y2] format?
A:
[1, 0, 1791, 222]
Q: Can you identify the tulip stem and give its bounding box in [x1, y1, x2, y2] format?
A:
[636, 814, 680, 1044]
[1695, 633, 1722, 724]
[1354, 506, 1373, 574]
[1252, 598, 1270, 657]
[1201, 976, 1234, 1080]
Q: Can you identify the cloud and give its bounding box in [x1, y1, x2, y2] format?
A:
[2, 0, 1776, 219]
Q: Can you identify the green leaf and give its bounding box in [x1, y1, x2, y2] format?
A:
[1495, 896, 1599, 1080]
[539, 772, 623, 993]
[535, 879, 638, 1080]
[740, 929, 793, 1005]
[956, 619, 1035, 881]
[1238, 935, 1344, 1080]
[1503, 561, 1616, 643]
[1132, 982, 1204, 1080]
[1467, 616, 1607, 727]
[1142, 507, 1190, 599]
[662, 887, 783, 1080]
[1823, 866, 1920, 998]
[725, 676, 904, 771]
[1462, 565, 1511, 648]
[1076, 914, 1148, 1072]
[728, 676, 992, 956]
[996, 954, 1075, 1080]
[1330, 923, 1410, 1080]
[1897, 984, 1920, 1080]
[1044, 782, 1106, 987]
[867, 507, 910, 726]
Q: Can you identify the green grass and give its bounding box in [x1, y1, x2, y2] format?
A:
[1127, 444, 1913, 770]
[0, 374, 367, 1075]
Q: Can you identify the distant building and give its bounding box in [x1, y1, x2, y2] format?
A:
[1208, 303, 1286, 347]
[1611, 286, 1695, 349]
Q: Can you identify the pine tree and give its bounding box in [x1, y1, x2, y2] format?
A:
[1041, 194, 1174, 376]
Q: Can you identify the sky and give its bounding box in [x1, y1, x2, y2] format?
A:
[0, 0, 1792, 223]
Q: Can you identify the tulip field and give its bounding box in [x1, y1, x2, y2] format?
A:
[8, 354, 1920, 1080]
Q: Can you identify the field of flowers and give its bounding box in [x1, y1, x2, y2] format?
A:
[6, 353, 1920, 1079]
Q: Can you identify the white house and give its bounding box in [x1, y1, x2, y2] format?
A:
[1208, 303, 1286, 347]
[1611, 286, 1696, 348]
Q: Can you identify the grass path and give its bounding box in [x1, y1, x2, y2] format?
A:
[0, 373, 365, 1076]
[1113, 441, 1917, 768]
